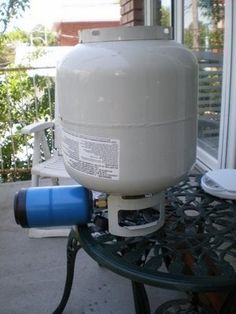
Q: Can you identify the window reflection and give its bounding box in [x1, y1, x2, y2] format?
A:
[184, 0, 225, 159]
[152, 0, 172, 27]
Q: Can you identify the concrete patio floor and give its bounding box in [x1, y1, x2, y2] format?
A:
[0, 179, 184, 314]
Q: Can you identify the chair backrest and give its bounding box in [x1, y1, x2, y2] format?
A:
[54, 82, 63, 155]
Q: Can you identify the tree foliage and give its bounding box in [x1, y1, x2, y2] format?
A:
[0, 0, 30, 33]
[30, 24, 57, 46]
[160, 6, 171, 27]
[184, 22, 208, 50]
[0, 68, 55, 182]
[199, 0, 224, 24]
[184, 0, 224, 51]
[0, 1, 59, 182]
[0, 29, 29, 66]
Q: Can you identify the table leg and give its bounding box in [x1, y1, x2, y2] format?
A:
[53, 228, 81, 314]
[131, 281, 151, 314]
[154, 296, 217, 314]
[220, 290, 236, 314]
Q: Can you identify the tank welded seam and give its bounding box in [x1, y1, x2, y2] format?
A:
[60, 116, 196, 129]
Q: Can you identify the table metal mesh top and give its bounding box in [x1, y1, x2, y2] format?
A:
[77, 174, 236, 292]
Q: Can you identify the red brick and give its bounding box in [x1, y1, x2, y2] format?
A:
[127, 10, 143, 22]
[133, 20, 144, 26]
[131, 0, 143, 10]
[120, 15, 128, 24]
[120, 6, 125, 15]
[120, 0, 144, 26]
[124, 2, 132, 14]
[120, 0, 130, 6]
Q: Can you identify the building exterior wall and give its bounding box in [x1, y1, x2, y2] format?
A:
[120, 0, 144, 26]
[54, 21, 120, 46]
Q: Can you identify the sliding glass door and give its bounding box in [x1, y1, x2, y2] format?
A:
[145, 0, 236, 170]
[183, 0, 225, 169]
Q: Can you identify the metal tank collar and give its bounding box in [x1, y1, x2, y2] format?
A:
[79, 26, 172, 43]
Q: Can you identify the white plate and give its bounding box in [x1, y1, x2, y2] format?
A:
[201, 169, 236, 200]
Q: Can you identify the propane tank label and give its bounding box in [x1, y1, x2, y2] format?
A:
[62, 131, 120, 180]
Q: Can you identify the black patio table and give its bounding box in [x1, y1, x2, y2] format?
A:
[53, 174, 236, 314]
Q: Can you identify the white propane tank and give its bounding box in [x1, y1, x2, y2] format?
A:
[57, 26, 198, 237]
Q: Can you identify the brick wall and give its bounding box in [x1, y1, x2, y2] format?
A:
[120, 0, 144, 26]
[54, 21, 120, 46]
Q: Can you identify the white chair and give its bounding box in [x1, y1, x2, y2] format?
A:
[21, 118, 72, 238]
[21, 120, 70, 186]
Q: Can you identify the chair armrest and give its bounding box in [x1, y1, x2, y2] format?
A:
[21, 121, 54, 135]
